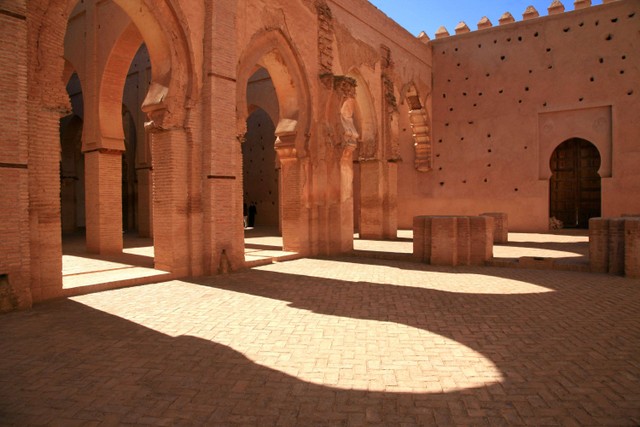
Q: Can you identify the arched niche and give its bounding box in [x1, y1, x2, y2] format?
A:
[549, 138, 602, 228]
[402, 82, 431, 172]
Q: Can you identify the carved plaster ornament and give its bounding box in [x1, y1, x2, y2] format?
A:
[142, 82, 170, 131]
[340, 97, 359, 150]
[332, 76, 358, 151]
[274, 118, 299, 160]
[388, 108, 401, 161]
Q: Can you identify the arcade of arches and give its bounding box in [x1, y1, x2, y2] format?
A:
[1, 0, 638, 308]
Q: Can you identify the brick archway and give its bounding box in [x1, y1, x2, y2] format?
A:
[237, 30, 312, 255]
[27, 0, 199, 301]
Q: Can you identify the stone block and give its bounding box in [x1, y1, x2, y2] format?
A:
[413, 215, 494, 267]
[456, 217, 471, 265]
[589, 218, 609, 273]
[481, 212, 508, 243]
[608, 218, 626, 275]
[430, 217, 458, 266]
[625, 218, 640, 279]
[470, 216, 494, 265]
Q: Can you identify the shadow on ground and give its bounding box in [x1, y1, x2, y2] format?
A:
[1, 257, 639, 425]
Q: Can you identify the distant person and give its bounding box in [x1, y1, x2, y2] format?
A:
[248, 202, 257, 227]
[243, 202, 248, 228]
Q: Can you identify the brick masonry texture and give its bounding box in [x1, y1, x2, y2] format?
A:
[1, 0, 639, 309]
[1, 258, 639, 425]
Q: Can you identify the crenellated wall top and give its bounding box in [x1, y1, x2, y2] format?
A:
[429, 0, 621, 40]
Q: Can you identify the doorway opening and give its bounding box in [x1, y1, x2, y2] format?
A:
[242, 67, 297, 265]
[60, 3, 166, 292]
[549, 138, 602, 228]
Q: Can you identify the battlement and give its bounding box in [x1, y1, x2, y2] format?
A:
[417, 0, 621, 41]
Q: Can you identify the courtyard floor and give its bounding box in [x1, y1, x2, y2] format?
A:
[1, 251, 639, 425]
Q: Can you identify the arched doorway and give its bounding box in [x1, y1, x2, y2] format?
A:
[242, 104, 279, 230]
[237, 30, 311, 256]
[549, 138, 601, 228]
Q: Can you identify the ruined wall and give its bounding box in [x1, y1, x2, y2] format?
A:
[398, 0, 639, 231]
[236, 0, 431, 251]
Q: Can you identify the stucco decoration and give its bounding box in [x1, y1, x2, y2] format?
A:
[538, 106, 612, 180]
[316, 0, 334, 75]
[333, 75, 359, 151]
[380, 45, 400, 161]
[405, 84, 431, 172]
[333, 22, 378, 73]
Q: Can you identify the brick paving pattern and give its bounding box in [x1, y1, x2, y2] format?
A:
[1, 257, 639, 426]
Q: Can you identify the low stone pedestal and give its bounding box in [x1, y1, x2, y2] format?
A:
[481, 212, 508, 243]
[413, 215, 494, 266]
[589, 217, 640, 278]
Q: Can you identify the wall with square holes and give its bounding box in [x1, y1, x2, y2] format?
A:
[397, 1, 639, 231]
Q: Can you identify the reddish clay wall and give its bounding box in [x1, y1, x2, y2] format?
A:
[398, 1, 640, 231]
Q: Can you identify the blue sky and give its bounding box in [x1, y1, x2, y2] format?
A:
[368, 0, 604, 37]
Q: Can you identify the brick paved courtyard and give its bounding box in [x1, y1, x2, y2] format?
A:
[1, 256, 639, 426]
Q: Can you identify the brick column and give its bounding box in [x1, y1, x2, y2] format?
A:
[276, 135, 309, 255]
[84, 149, 123, 254]
[382, 161, 398, 239]
[338, 147, 355, 253]
[0, 1, 32, 309]
[136, 167, 153, 237]
[625, 218, 640, 279]
[359, 159, 384, 239]
[202, 0, 243, 273]
[151, 128, 190, 275]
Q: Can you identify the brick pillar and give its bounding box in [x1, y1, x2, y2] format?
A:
[276, 136, 309, 255]
[359, 159, 384, 239]
[338, 147, 355, 253]
[431, 217, 458, 266]
[608, 218, 626, 275]
[589, 218, 609, 273]
[382, 161, 398, 239]
[136, 167, 153, 237]
[84, 149, 123, 254]
[470, 215, 494, 265]
[481, 212, 508, 243]
[151, 128, 190, 275]
[0, 1, 32, 308]
[625, 218, 640, 279]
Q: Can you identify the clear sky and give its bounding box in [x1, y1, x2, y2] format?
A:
[368, 0, 604, 38]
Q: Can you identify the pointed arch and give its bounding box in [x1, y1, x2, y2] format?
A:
[27, 0, 201, 301]
[99, 22, 144, 148]
[237, 29, 311, 156]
